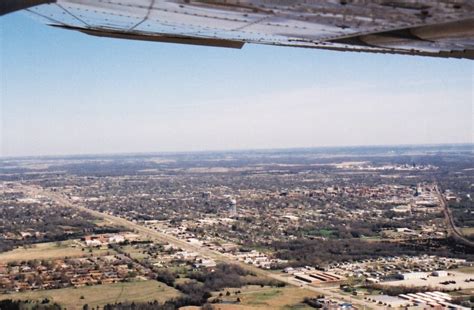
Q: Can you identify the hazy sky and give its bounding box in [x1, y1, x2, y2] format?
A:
[1, 12, 473, 157]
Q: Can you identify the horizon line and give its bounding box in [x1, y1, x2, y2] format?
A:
[1, 142, 473, 160]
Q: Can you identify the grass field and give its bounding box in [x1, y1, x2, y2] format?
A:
[0, 280, 180, 310]
[120, 245, 150, 260]
[208, 285, 316, 310]
[0, 240, 113, 263]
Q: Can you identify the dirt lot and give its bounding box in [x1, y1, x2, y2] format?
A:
[383, 271, 474, 290]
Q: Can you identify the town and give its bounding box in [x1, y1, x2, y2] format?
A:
[1, 145, 473, 309]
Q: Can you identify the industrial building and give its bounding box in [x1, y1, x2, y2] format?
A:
[396, 272, 428, 280]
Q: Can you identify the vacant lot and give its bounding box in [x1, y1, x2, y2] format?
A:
[0, 280, 180, 309]
[455, 266, 474, 273]
[0, 240, 112, 262]
[208, 285, 316, 310]
[383, 271, 474, 290]
[120, 245, 149, 260]
[460, 227, 474, 237]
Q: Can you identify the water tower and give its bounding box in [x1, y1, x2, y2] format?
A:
[229, 198, 237, 217]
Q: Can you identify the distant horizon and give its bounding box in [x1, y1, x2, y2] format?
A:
[2, 13, 473, 158]
[1, 142, 472, 160]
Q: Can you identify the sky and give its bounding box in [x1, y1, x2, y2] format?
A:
[1, 12, 473, 157]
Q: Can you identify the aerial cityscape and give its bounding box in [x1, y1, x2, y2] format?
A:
[1, 145, 473, 309]
[2, 1, 474, 310]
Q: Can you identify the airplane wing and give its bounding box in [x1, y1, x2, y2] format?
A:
[2, 0, 473, 59]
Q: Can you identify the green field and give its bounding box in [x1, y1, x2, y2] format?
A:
[209, 285, 316, 310]
[120, 245, 150, 260]
[0, 280, 181, 310]
[0, 240, 113, 263]
[318, 229, 334, 238]
[246, 288, 282, 305]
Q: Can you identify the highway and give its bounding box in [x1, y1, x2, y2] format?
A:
[435, 186, 474, 248]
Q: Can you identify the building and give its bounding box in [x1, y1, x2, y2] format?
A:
[194, 258, 216, 268]
[366, 277, 380, 284]
[294, 273, 315, 283]
[397, 272, 428, 280]
[432, 270, 448, 277]
[399, 291, 469, 309]
[108, 234, 125, 243]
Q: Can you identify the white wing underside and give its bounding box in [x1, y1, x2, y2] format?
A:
[3, 0, 474, 59]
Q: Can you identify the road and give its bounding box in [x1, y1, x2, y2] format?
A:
[26, 185, 231, 263]
[23, 184, 375, 309]
[435, 186, 474, 248]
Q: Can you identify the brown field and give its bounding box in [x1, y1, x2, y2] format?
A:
[0, 240, 112, 263]
[207, 285, 316, 310]
[0, 280, 180, 310]
[460, 227, 474, 237]
[455, 266, 474, 273]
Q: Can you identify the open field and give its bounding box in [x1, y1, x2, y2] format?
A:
[120, 245, 149, 260]
[208, 285, 316, 310]
[460, 227, 474, 237]
[0, 280, 181, 310]
[0, 240, 113, 263]
[455, 266, 474, 273]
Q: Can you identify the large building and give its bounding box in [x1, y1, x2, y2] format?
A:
[396, 272, 428, 280]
